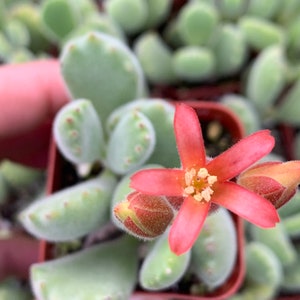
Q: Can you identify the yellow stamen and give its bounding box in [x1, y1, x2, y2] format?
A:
[184, 186, 195, 194]
[208, 176, 218, 185]
[184, 167, 218, 203]
[197, 168, 208, 178]
[185, 169, 196, 185]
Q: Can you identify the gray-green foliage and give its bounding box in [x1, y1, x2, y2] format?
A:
[212, 24, 247, 77]
[30, 235, 139, 300]
[54, 98, 178, 177]
[231, 242, 282, 300]
[106, 110, 155, 174]
[19, 170, 117, 241]
[275, 192, 300, 295]
[60, 31, 145, 127]
[191, 208, 237, 289]
[279, 190, 300, 238]
[235, 190, 300, 299]
[275, 78, 300, 125]
[0, 32, 13, 61]
[64, 12, 126, 46]
[143, 0, 172, 28]
[295, 133, 300, 160]
[0, 160, 44, 209]
[245, 46, 286, 118]
[0, 277, 32, 300]
[0, 173, 9, 205]
[104, 0, 148, 35]
[41, 0, 79, 44]
[278, 190, 300, 218]
[9, 2, 51, 53]
[281, 252, 300, 293]
[172, 46, 215, 82]
[220, 94, 261, 134]
[3, 19, 30, 47]
[7, 0, 300, 298]
[246, 0, 282, 19]
[214, 0, 248, 21]
[245, 242, 282, 286]
[139, 230, 191, 290]
[0, 3, 34, 63]
[230, 283, 278, 300]
[276, 0, 300, 25]
[238, 16, 285, 51]
[134, 31, 176, 84]
[0, 1, 6, 30]
[107, 99, 179, 168]
[282, 212, 300, 238]
[177, 1, 219, 46]
[250, 224, 297, 267]
[104, 0, 172, 34]
[53, 99, 105, 165]
[286, 16, 300, 60]
[0, 160, 43, 190]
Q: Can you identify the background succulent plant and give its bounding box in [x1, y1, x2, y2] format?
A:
[232, 190, 300, 299]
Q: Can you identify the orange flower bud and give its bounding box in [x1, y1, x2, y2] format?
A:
[165, 196, 184, 210]
[113, 191, 174, 239]
[237, 161, 300, 209]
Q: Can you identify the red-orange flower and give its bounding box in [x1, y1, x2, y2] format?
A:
[237, 161, 300, 209]
[130, 103, 280, 255]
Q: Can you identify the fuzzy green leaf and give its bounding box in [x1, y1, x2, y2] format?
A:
[19, 170, 117, 241]
[31, 236, 139, 300]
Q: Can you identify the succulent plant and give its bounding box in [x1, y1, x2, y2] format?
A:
[60, 31, 146, 126]
[53, 99, 105, 166]
[134, 31, 177, 84]
[139, 229, 191, 291]
[31, 235, 139, 300]
[275, 77, 300, 126]
[231, 242, 282, 300]
[0, 160, 45, 216]
[3, 1, 300, 299]
[220, 94, 261, 134]
[106, 99, 179, 168]
[232, 190, 300, 299]
[191, 208, 237, 290]
[105, 110, 155, 174]
[5, 24, 240, 298]
[40, 0, 79, 44]
[0, 277, 32, 300]
[19, 170, 117, 241]
[245, 45, 286, 118]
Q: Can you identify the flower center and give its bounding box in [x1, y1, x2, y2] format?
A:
[184, 167, 218, 202]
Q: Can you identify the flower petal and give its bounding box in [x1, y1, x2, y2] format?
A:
[169, 197, 210, 255]
[174, 103, 206, 169]
[206, 130, 275, 181]
[130, 169, 184, 196]
[212, 182, 280, 228]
